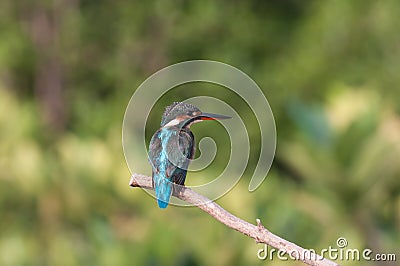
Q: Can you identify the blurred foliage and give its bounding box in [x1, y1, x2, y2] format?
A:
[0, 1, 399, 265]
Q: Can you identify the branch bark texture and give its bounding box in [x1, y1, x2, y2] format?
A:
[129, 173, 339, 266]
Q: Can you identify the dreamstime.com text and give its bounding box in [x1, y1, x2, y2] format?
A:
[257, 237, 396, 262]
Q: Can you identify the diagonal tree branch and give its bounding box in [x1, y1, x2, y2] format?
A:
[129, 173, 339, 266]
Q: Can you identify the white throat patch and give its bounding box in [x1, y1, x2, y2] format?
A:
[163, 118, 181, 127]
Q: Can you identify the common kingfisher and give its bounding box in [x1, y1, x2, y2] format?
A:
[148, 102, 231, 208]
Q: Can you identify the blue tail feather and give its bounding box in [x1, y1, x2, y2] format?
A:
[157, 199, 169, 209]
[154, 174, 172, 209]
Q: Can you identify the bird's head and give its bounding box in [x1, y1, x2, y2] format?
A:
[160, 102, 231, 128]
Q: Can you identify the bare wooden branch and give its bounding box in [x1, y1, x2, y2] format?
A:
[129, 173, 339, 266]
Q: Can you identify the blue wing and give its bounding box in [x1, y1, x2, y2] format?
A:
[171, 128, 195, 193]
[148, 127, 195, 208]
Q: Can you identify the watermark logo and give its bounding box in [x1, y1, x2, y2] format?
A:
[257, 237, 397, 262]
[122, 60, 276, 206]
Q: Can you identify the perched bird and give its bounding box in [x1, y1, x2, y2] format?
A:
[148, 102, 231, 208]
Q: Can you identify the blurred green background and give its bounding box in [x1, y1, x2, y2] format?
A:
[0, 1, 399, 265]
